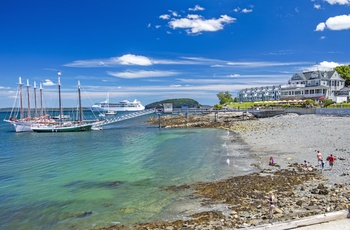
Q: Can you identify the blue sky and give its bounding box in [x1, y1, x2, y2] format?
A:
[1, 0, 350, 108]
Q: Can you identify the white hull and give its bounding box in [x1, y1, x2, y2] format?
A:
[4, 120, 32, 132]
[92, 99, 145, 112]
[93, 107, 145, 112]
[31, 123, 92, 132]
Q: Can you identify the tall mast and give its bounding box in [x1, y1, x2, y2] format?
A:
[40, 83, 43, 116]
[26, 79, 31, 118]
[34, 81, 38, 117]
[19, 77, 23, 120]
[78, 80, 83, 122]
[58, 72, 63, 125]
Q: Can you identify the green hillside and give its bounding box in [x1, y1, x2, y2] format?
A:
[145, 98, 201, 109]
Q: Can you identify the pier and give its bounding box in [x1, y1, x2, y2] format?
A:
[91, 109, 156, 129]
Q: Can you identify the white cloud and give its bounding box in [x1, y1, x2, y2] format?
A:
[64, 54, 154, 67]
[226, 61, 309, 68]
[228, 74, 240, 78]
[116, 54, 153, 66]
[314, 4, 321, 9]
[233, 7, 253, 13]
[315, 14, 350, 31]
[315, 22, 326, 31]
[189, 5, 205, 11]
[306, 61, 341, 71]
[42, 79, 55, 86]
[159, 14, 170, 20]
[242, 8, 253, 13]
[325, 0, 350, 5]
[107, 70, 179, 79]
[170, 10, 179, 17]
[168, 14, 236, 34]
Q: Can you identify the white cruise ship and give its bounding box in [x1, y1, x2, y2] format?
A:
[91, 99, 145, 112]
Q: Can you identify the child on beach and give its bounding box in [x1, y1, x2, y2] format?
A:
[321, 160, 325, 173]
[269, 157, 274, 165]
[303, 160, 308, 167]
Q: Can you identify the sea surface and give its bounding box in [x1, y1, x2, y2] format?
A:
[0, 111, 256, 230]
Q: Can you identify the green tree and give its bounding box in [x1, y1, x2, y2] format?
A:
[213, 104, 224, 109]
[334, 65, 350, 86]
[217, 91, 233, 105]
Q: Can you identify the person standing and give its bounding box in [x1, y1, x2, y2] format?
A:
[265, 192, 275, 220]
[316, 151, 322, 167]
[328, 154, 335, 170]
[321, 160, 325, 173]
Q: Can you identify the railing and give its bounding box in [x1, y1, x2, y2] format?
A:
[91, 109, 156, 129]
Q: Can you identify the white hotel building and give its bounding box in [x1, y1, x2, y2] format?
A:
[238, 70, 349, 103]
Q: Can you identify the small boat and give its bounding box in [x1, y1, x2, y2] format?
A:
[105, 110, 116, 115]
[31, 74, 92, 133]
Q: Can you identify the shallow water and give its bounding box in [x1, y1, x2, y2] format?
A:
[0, 112, 256, 229]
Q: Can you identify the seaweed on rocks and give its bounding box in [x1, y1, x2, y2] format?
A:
[93, 163, 350, 229]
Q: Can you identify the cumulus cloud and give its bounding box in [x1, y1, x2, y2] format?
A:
[315, 22, 326, 31]
[42, 79, 55, 86]
[315, 14, 350, 31]
[168, 14, 235, 34]
[189, 5, 205, 11]
[325, 0, 350, 5]
[306, 61, 341, 71]
[107, 70, 179, 79]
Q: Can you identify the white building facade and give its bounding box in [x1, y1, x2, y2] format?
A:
[238, 85, 281, 102]
[238, 70, 348, 102]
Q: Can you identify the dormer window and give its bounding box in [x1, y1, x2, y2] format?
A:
[310, 72, 318, 79]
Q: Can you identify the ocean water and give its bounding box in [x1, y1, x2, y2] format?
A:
[0, 111, 256, 230]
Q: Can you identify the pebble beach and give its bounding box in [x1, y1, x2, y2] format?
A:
[231, 113, 350, 185]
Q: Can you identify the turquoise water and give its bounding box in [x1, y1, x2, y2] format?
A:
[0, 112, 255, 229]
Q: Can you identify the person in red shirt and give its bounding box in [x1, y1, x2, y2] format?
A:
[328, 154, 335, 170]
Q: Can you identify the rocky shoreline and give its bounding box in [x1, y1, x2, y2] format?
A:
[94, 112, 350, 230]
